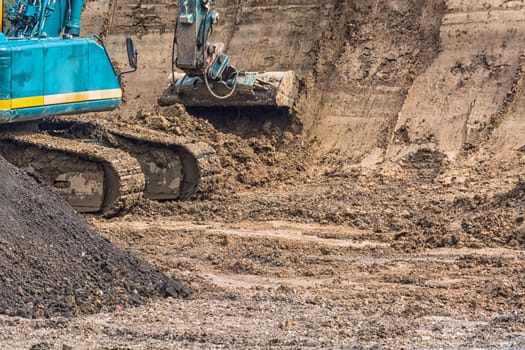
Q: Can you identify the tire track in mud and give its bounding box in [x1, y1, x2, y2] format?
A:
[97, 219, 388, 248]
[94, 218, 525, 290]
[3, 204, 524, 347]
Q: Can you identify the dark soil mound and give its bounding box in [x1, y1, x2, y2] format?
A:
[0, 156, 189, 318]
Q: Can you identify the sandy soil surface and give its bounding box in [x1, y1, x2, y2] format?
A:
[1, 0, 525, 349]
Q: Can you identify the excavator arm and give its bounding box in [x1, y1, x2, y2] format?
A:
[159, 0, 298, 109]
[175, 0, 223, 73]
[175, 0, 239, 100]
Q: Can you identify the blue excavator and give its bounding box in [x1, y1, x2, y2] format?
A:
[0, 0, 296, 215]
[0, 0, 129, 121]
[0, 0, 223, 215]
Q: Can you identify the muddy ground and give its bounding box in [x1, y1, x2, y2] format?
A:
[2, 0, 525, 349]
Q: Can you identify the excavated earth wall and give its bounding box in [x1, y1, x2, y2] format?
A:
[387, 0, 525, 162]
[99, 0, 524, 170]
[215, 1, 524, 169]
[88, 0, 525, 247]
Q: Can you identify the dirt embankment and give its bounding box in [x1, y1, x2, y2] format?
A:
[94, 0, 444, 188]
[298, 0, 445, 166]
[90, 0, 525, 234]
[187, 0, 524, 176]
[387, 1, 525, 163]
[89, 0, 525, 251]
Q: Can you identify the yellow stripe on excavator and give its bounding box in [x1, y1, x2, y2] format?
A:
[11, 96, 44, 109]
[44, 89, 122, 105]
[0, 89, 122, 110]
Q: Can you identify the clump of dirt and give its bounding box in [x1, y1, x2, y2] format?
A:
[496, 177, 525, 203]
[0, 156, 189, 318]
[400, 148, 449, 180]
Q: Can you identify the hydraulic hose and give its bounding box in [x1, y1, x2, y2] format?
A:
[171, 21, 178, 85]
[203, 65, 238, 100]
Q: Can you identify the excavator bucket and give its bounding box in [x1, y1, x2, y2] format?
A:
[159, 70, 298, 110]
[160, 0, 298, 113]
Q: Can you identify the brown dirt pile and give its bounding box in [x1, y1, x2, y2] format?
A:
[0, 156, 189, 318]
[110, 105, 312, 192]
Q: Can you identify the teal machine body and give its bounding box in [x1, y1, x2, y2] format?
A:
[0, 0, 128, 123]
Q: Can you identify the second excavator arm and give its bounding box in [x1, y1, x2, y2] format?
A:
[160, 0, 297, 109]
[175, 0, 238, 99]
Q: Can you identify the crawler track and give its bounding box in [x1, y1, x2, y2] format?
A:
[37, 119, 221, 200]
[0, 132, 144, 215]
[105, 124, 221, 200]
[0, 119, 221, 215]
